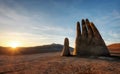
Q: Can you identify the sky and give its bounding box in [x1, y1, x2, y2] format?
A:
[0, 0, 120, 47]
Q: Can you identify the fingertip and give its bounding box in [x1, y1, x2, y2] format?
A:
[77, 21, 80, 25]
[86, 18, 89, 22]
[82, 19, 85, 24]
[91, 22, 94, 25]
[76, 21, 80, 28]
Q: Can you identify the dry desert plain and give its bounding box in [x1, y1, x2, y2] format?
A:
[0, 52, 120, 74]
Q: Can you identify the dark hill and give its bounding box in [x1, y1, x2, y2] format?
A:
[107, 43, 120, 52]
[107, 43, 120, 56]
[0, 44, 73, 55]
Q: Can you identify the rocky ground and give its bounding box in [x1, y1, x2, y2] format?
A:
[0, 52, 120, 74]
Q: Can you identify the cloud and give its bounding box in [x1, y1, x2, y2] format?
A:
[0, 2, 75, 47]
[0, 0, 119, 47]
[0, 2, 72, 31]
[91, 10, 120, 45]
[108, 31, 120, 39]
[102, 30, 120, 45]
[0, 2, 74, 34]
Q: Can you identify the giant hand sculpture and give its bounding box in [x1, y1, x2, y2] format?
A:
[73, 19, 110, 56]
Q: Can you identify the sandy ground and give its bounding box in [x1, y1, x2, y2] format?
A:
[0, 52, 120, 74]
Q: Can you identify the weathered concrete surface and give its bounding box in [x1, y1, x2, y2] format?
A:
[73, 19, 110, 56]
[61, 38, 71, 56]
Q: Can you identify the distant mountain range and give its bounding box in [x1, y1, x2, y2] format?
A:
[107, 43, 120, 54]
[0, 43, 119, 55]
[0, 43, 73, 55]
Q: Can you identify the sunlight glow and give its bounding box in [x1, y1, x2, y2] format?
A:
[8, 41, 21, 48]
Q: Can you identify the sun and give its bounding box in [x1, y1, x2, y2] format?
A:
[9, 41, 21, 48]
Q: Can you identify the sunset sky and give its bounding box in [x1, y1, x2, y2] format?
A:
[0, 0, 120, 47]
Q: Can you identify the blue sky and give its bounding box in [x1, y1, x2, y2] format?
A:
[0, 0, 120, 47]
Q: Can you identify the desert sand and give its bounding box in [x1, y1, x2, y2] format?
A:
[0, 52, 119, 74]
